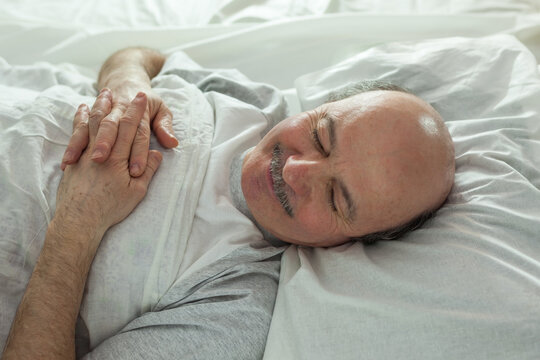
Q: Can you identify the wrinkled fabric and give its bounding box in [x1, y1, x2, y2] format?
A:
[264, 34, 540, 360]
[0, 50, 289, 358]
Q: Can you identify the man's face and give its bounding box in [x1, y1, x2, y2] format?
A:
[241, 91, 454, 247]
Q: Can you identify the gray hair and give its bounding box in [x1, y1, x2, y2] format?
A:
[326, 80, 439, 245]
[326, 80, 411, 103]
[352, 209, 436, 245]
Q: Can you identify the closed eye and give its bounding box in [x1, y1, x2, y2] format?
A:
[328, 186, 337, 212]
[312, 128, 326, 155]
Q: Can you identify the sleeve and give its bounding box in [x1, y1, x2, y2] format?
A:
[81, 258, 281, 360]
[154, 51, 288, 130]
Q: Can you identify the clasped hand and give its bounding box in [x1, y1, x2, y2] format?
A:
[60, 87, 178, 176]
[54, 89, 163, 238]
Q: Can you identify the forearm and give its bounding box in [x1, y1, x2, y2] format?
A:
[97, 47, 166, 97]
[2, 221, 104, 360]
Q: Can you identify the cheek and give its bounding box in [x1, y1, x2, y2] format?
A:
[294, 203, 333, 236]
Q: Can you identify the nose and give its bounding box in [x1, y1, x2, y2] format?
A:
[281, 155, 324, 197]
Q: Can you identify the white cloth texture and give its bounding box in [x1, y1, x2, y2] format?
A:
[2, 3, 540, 357]
[0, 50, 289, 356]
[263, 34, 540, 360]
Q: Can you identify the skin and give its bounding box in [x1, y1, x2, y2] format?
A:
[3, 90, 162, 359]
[61, 49, 455, 249]
[4, 48, 455, 357]
[241, 90, 455, 247]
[60, 48, 178, 176]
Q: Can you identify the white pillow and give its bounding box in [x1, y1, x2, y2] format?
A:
[264, 34, 540, 360]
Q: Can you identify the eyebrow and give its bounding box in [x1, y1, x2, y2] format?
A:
[324, 113, 357, 222]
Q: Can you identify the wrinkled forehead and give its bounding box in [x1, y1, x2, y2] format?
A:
[321, 90, 445, 142]
[325, 90, 430, 119]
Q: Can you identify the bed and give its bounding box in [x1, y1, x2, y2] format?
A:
[1, 1, 539, 359]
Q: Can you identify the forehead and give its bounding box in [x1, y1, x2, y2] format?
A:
[318, 91, 431, 235]
[325, 90, 423, 122]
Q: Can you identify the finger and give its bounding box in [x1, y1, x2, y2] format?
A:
[152, 104, 178, 148]
[129, 110, 151, 177]
[110, 92, 147, 160]
[91, 106, 124, 163]
[89, 88, 113, 138]
[136, 150, 163, 189]
[61, 104, 89, 170]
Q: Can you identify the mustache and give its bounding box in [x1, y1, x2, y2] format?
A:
[271, 143, 293, 217]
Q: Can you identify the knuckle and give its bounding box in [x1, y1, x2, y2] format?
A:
[94, 141, 110, 152]
[136, 121, 150, 139]
[75, 121, 89, 131]
[90, 109, 106, 120]
[118, 116, 133, 127]
[100, 117, 117, 129]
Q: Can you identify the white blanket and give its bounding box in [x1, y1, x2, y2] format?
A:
[0, 56, 215, 348]
[1, 3, 540, 357]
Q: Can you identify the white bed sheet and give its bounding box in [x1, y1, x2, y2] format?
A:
[2, 13, 540, 117]
[0, 0, 538, 29]
[1, 1, 540, 359]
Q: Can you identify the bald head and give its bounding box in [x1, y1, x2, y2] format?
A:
[331, 89, 455, 241]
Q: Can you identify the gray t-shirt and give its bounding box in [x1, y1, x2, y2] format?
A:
[81, 243, 285, 359]
[79, 53, 289, 359]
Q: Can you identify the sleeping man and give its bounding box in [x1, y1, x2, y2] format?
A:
[1, 47, 454, 359]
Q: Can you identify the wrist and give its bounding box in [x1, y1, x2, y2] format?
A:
[97, 47, 165, 95]
[48, 213, 106, 254]
[101, 78, 152, 101]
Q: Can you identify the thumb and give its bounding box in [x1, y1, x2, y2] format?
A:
[137, 150, 163, 187]
[153, 104, 178, 148]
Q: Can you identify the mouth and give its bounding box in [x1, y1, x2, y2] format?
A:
[270, 144, 293, 217]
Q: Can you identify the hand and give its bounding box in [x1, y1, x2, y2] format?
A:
[55, 89, 162, 240]
[60, 88, 177, 177]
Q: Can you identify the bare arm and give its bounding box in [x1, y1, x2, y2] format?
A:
[2, 221, 104, 359]
[97, 47, 165, 99]
[62, 47, 177, 177]
[2, 90, 162, 360]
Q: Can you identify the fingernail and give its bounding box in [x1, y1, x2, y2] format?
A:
[130, 163, 140, 175]
[91, 149, 103, 160]
[136, 92, 145, 99]
[165, 129, 178, 142]
[63, 151, 74, 163]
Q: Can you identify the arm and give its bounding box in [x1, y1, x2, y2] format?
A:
[2, 90, 162, 360]
[61, 47, 178, 177]
[97, 47, 165, 102]
[1, 221, 104, 359]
